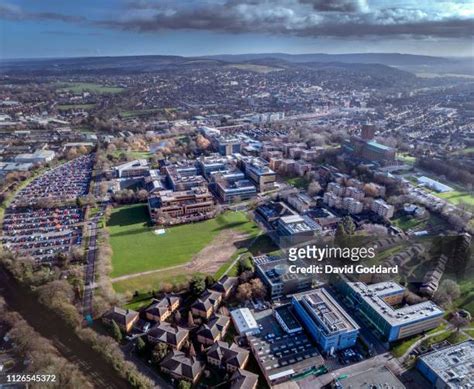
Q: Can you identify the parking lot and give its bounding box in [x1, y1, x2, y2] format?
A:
[2, 155, 93, 263]
[11, 154, 93, 205]
[2, 207, 83, 262]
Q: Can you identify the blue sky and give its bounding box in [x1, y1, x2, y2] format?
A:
[1, 0, 473, 58]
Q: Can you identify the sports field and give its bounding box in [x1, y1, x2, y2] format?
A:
[437, 190, 474, 206]
[108, 204, 259, 278]
[58, 82, 124, 94]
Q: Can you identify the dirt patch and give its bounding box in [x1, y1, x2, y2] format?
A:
[185, 229, 248, 274]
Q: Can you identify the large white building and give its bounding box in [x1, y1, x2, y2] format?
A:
[230, 308, 260, 336]
[15, 149, 55, 164]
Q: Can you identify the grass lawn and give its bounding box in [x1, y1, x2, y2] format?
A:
[120, 108, 162, 118]
[58, 82, 124, 94]
[398, 153, 416, 165]
[391, 323, 447, 358]
[392, 215, 425, 231]
[437, 190, 474, 206]
[57, 104, 96, 111]
[452, 279, 474, 315]
[465, 329, 474, 338]
[108, 204, 259, 278]
[115, 267, 193, 296]
[286, 176, 310, 190]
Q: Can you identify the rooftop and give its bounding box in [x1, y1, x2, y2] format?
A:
[419, 340, 474, 389]
[347, 281, 444, 326]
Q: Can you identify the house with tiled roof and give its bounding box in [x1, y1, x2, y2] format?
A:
[196, 315, 230, 346]
[144, 295, 181, 322]
[230, 369, 259, 389]
[207, 341, 250, 373]
[160, 350, 205, 384]
[191, 289, 222, 319]
[147, 323, 189, 350]
[102, 307, 139, 333]
[210, 275, 238, 299]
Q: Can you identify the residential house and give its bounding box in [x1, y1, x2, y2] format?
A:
[147, 323, 189, 350]
[191, 289, 222, 319]
[196, 315, 230, 346]
[144, 295, 181, 323]
[207, 341, 250, 373]
[210, 275, 238, 299]
[160, 350, 205, 384]
[102, 307, 139, 333]
[230, 369, 259, 389]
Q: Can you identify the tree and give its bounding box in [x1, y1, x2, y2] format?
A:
[250, 278, 267, 299]
[205, 275, 215, 288]
[136, 189, 149, 202]
[190, 274, 206, 297]
[237, 257, 254, 275]
[178, 381, 191, 389]
[239, 270, 254, 283]
[307, 181, 322, 196]
[111, 320, 122, 342]
[152, 343, 168, 364]
[450, 313, 470, 332]
[236, 283, 252, 302]
[334, 223, 347, 246]
[342, 216, 356, 235]
[136, 337, 146, 355]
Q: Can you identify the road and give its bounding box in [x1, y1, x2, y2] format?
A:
[295, 352, 395, 388]
[82, 204, 106, 319]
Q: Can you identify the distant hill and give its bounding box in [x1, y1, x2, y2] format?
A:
[0, 52, 471, 76]
[202, 52, 473, 76]
[200, 52, 451, 66]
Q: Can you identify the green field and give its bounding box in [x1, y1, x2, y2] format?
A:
[392, 215, 425, 231]
[57, 103, 96, 111]
[58, 82, 124, 94]
[226, 64, 283, 73]
[286, 176, 310, 189]
[108, 204, 259, 278]
[114, 267, 193, 296]
[119, 108, 162, 118]
[437, 190, 474, 206]
[398, 153, 416, 165]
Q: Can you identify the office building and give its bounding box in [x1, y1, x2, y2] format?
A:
[113, 159, 149, 178]
[240, 157, 276, 192]
[417, 340, 474, 389]
[254, 255, 315, 299]
[340, 281, 444, 342]
[292, 289, 359, 353]
[148, 187, 215, 225]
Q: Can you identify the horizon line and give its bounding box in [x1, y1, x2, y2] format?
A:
[1, 51, 473, 61]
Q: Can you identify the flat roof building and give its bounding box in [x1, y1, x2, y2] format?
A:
[340, 281, 444, 342]
[254, 255, 315, 299]
[417, 340, 474, 389]
[230, 308, 260, 336]
[417, 176, 454, 193]
[113, 159, 149, 178]
[292, 289, 359, 353]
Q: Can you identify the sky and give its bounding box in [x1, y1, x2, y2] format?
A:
[0, 0, 473, 59]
